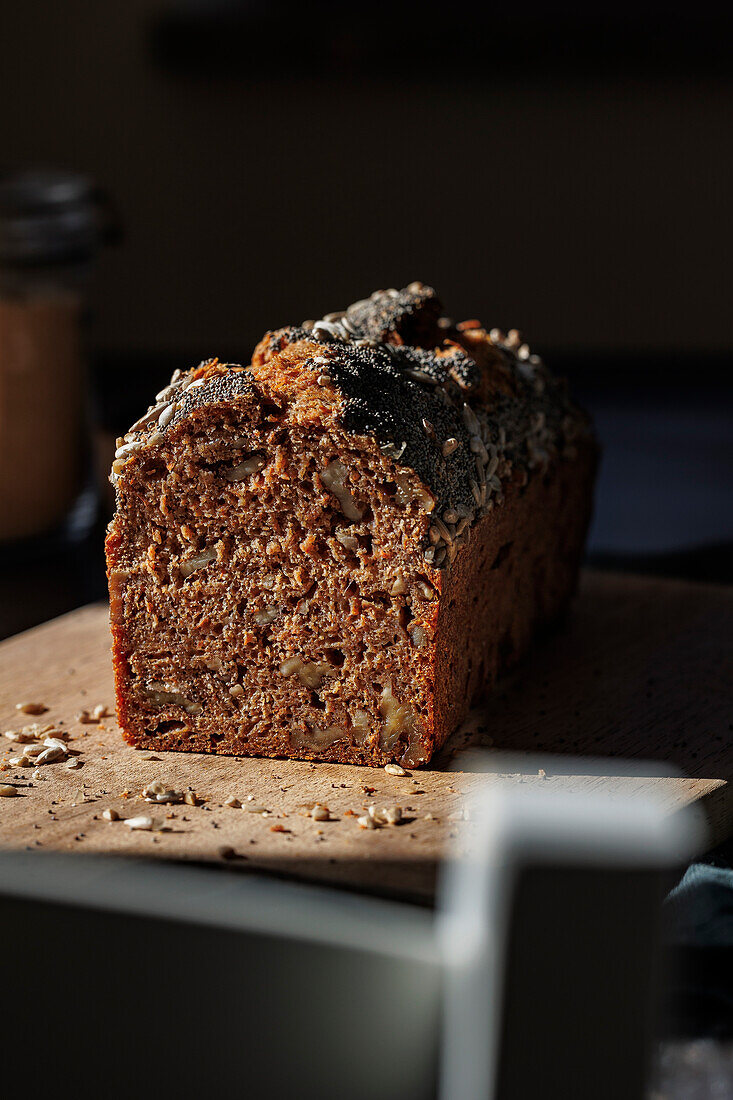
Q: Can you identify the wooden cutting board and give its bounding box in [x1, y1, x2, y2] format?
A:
[0, 570, 730, 901]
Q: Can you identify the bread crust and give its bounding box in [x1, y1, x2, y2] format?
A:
[106, 284, 597, 767]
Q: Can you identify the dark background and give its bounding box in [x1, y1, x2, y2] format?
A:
[4, 1, 733, 358]
[0, 0, 731, 628]
[1, 3, 733, 1083]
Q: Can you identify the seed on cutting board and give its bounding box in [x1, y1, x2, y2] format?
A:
[0, 784, 18, 797]
[143, 780, 183, 804]
[66, 758, 82, 770]
[43, 736, 69, 753]
[34, 746, 67, 765]
[15, 702, 48, 716]
[384, 763, 408, 777]
[124, 816, 153, 831]
[5, 728, 41, 743]
[77, 704, 111, 724]
[224, 795, 241, 808]
[382, 806, 403, 825]
[101, 808, 119, 821]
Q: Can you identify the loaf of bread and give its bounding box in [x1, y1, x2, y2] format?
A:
[106, 283, 596, 768]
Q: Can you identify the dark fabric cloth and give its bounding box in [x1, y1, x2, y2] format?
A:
[666, 864, 733, 948]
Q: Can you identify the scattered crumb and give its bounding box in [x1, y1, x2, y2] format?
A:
[311, 804, 330, 821]
[77, 704, 110, 724]
[15, 702, 48, 716]
[124, 815, 153, 831]
[0, 784, 18, 797]
[4, 724, 52, 743]
[183, 790, 199, 806]
[65, 758, 83, 770]
[217, 845, 236, 860]
[385, 763, 409, 777]
[9, 754, 33, 768]
[101, 808, 119, 821]
[538, 768, 547, 779]
[223, 795, 241, 809]
[143, 780, 183, 804]
[366, 805, 404, 827]
[357, 814, 377, 830]
[270, 824, 290, 833]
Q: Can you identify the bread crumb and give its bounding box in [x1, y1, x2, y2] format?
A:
[15, 702, 48, 716]
[143, 780, 183, 804]
[78, 705, 110, 723]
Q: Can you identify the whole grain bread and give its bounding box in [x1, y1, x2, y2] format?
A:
[106, 283, 596, 767]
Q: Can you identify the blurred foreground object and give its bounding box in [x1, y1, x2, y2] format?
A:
[0, 169, 117, 544]
[0, 760, 702, 1099]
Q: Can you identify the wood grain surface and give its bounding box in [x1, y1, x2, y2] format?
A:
[0, 570, 730, 901]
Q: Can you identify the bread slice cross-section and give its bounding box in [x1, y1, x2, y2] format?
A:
[106, 283, 596, 767]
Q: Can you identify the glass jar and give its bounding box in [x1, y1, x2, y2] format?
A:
[0, 169, 116, 545]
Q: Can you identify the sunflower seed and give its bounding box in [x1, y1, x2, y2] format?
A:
[128, 405, 163, 432]
[405, 368, 439, 386]
[15, 702, 47, 716]
[470, 435, 489, 464]
[462, 403, 480, 434]
[114, 441, 144, 460]
[157, 403, 176, 428]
